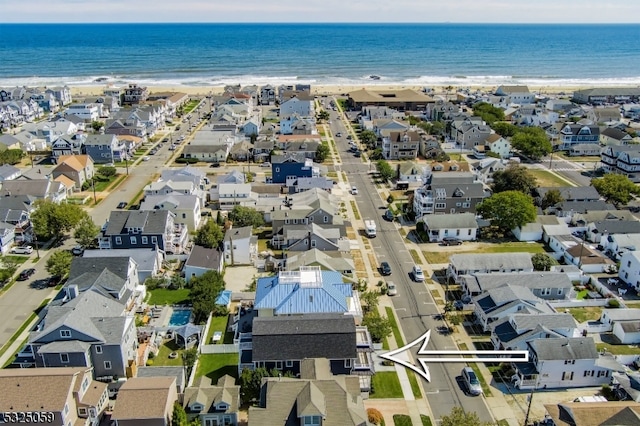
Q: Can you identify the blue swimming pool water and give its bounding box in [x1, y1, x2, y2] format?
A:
[168, 309, 192, 327]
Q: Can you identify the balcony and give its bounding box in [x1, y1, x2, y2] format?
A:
[98, 237, 111, 249]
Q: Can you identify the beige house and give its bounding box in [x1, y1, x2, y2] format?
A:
[52, 154, 95, 190]
[0, 367, 108, 426]
[111, 376, 178, 426]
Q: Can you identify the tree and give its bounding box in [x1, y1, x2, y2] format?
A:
[511, 127, 552, 160]
[440, 406, 492, 426]
[361, 290, 380, 313]
[491, 165, 537, 195]
[541, 188, 564, 210]
[171, 402, 188, 426]
[476, 191, 537, 232]
[315, 143, 330, 163]
[0, 149, 25, 165]
[360, 130, 378, 149]
[97, 166, 117, 178]
[317, 110, 330, 121]
[181, 347, 199, 380]
[194, 219, 224, 249]
[31, 200, 87, 240]
[532, 253, 554, 271]
[90, 121, 105, 132]
[216, 210, 224, 225]
[367, 408, 384, 425]
[228, 206, 264, 228]
[472, 102, 505, 125]
[46, 250, 73, 278]
[491, 122, 518, 137]
[240, 367, 269, 404]
[189, 270, 225, 323]
[592, 173, 640, 206]
[362, 311, 392, 343]
[376, 160, 395, 182]
[74, 216, 100, 248]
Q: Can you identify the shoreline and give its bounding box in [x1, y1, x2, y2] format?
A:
[68, 83, 600, 98]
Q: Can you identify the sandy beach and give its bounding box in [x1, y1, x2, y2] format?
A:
[69, 83, 589, 99]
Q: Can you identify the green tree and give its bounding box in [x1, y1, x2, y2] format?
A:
[181, 347, 199, 380]
[31, 200, 87, 240]
[440, 406, 492, 426]
[532, 253, 554, 271]
[189, 270, 225, 324]
[541, 188, 564, 210]
[360, 130, 378, 150]
[511, 127, 552, 160]
[0, 149, 26, 165]
[592, 173, 640, 206]
[368, 148, 383, 160]
[315, 143, 330, 163]
[171, 402, 188, 426]
[477, 191, 537, 232]
[472, 102, 505, 125]
[170, 274, 186, 290]
[194, 219, 224, 249]
[240, 367, 269, 404]
[97, 166, 117, 178]
[216, 210, 224, 225]
[317, 110, 330, 121]
[90, 121, 105, 132]
[45, 250, 73, 278]
[376, 160, 395, 181]
[228, 206, 264, 228]
[362, 311, 392, 343]
[491, 165, 537, 195]
[74, 216, 100, 248]
[361, 290, 380, 313]
[491, 122, 518, 137]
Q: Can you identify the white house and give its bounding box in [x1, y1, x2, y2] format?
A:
[420, 213, 477, 242]
[0, 223, 16, 255]
[513, 215, 563, 242]
[183, 246, 223, 284]
[65, 103, 103, 121]
[223, 226, 257, 266]
[280, 96, 314, 118]
[139, 194, 202, 232]
[447, 253, 534, 283]
[600, 309, 640, 344]
[484, 133, 512, 158]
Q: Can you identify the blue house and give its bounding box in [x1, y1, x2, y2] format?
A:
[270, 152, 315, 184]
[84, 134, 128, 164]
[559, 124, 600, 151]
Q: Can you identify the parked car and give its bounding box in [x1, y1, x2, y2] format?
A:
[71, 245, 84, 256]
[453, 300, 464, 310]
[210, 162, 221, 168]
[117, 201, 128, 209]
[461, 367, 482, 396]
[354, 151, 362, 157]
[412, 265, 425, 282]
[351, 186, 358, 195]
[442, 237, 463, 246]
[11, 245, 33, 255]
[142, 156, 150, 161]
[18, 268, 36, 281]
[46, 275, 62, 287]
[261, 162, 271, 168]
[380, 261, 392, 276]
[336, 132, 342, 137]
[387, 281, 398, 296]
[383, 209, 395, 221]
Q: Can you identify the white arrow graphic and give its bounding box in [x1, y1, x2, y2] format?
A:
[379, 330, 529, 382]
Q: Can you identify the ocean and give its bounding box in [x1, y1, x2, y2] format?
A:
[1, 23, 639, 88]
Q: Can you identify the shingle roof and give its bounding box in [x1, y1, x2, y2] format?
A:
[472, 272, 572, 292]
[224, 225, 253, 241]
[528, 337, 598, 360]
[105, 210, 171, 235]
[111, 377, 176, 420]
[451, 253, 534, 271]
[423, 212, 478, 229]
[185, 245, 222, 269]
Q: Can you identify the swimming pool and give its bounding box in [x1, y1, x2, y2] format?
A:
[168, 309, 192, 327]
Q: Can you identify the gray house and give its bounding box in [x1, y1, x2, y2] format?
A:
[460, 271, 573, 299]
[271, 223, 347, 251]
[184, 375, 240, 426]
[447, 253, 534, 283]
[84, 134, 127, 164]
[184, 245, 223, 283]
[82, 247, 163, 283]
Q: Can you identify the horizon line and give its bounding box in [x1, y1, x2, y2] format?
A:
[2, 21, 640, 25]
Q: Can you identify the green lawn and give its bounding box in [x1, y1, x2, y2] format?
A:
[566, 307, 603, 323]
[92, 175, 119, 192]
[576, 289, 589, 300]
[528, 169, 574, 187]
[385, 307, 403, 347]
[422, 242, 546, 264]
[204, 315, 233, 344]
[350, 201, 361, 220]
[408, 372, 422, 399]
[393, 414, 412, 426]
[371, 371, 403, 398]
[195, 353, 239, 382]
[153, 340, 185, 367]
[624, 302, 640, 309]
[421, 415, 433, 426]
[147, 288, 190, 305]
[597, 343, 640, 356]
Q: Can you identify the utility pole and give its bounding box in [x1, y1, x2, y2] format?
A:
[92, 177, 97, 204]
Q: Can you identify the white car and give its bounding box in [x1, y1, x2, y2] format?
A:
[412, 265, 425, 282]
[11, 245, 33, 255]
[387, 281, 398, 296]
[142, 156, 150, 161]
[351, 186, 358, 195]
[261, 162, 271, 168]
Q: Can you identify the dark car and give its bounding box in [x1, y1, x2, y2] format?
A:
[46, 275, 62, 287]
[442, 237, 463, 246]
[380, 261, 392, 276]
[117, 201, 128, 209]
[18, 268, 36, 281]
[354, 151, 362, 158]
[383, 209, 395, 221]
[210, 162, 221, 168]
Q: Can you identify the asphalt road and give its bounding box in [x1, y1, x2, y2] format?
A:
[326, 102, 494, 422]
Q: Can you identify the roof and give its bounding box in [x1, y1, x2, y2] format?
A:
[57, 154, 92, 171]
[111, 377, 176, 421]
[224, 225, 253, 241]
[423, 212, 478, 229]
[285, 249, 354, 275]
[348, 88, 434, 103]
[54, 174, 75, 189]
[470, 272, 572, 293]
[528, 337, 598, 360]
[140, 193, 199, 212]
[185, 245, 222, 269]
[450, 252, 533, 271]
[184, 375, 239, 415]
[601, 308, 640, 322]
[544, 401, 640, 426]
[602, 127, 631, 140]
[81, 248, 160, 273]
[104, 210, 172, 236]
[536, 186, 601, 201]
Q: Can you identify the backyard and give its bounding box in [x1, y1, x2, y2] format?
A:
[528, 169, 575, 187]
[422, 242, 547, 264]
[565, 306, 603, 323]
[147, 288, 190, 305]
[204, 315, 234, 345]
[195, 353, 239, 382]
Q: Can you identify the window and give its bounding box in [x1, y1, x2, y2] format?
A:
[78, 408, 87, 416]
[311, 240, 316, 247]
[81, 378, 89, 392]
[151, 236, 157, 244]
[541, 288, 551, 296]
[115, 236, 122, 245]
[60, 329, 72, 338]
[303, 416, 321, 426]
[141, 236, 148, 244]
[275, 361, 283, 370]
[344, 359, 352, 368]
[130, 236, 137, 245]
[584, 370, 594, 377]
[557, 288, 564, 295]
[323, 216, 328, 223]
[564, 360, 575, 365]
[598, 370, 608, 377]
[286, 360, 293, 367]
[561, 371, 574, 380]
[95, 345, 103, 354]
[435, 203, 446, 209]
[60, 353, 69, 363]
[104, 361, 112, 370]
[275, 167, 280, 173]
[182, 213, 186, 219]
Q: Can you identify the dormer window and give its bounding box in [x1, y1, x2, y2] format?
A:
[302, 415, 322, 426]
[190, 403, 203, 412]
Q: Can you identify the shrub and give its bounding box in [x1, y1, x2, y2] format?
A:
[607, 299, 620, 308]
[367, 408, 384, 425]
[146, 359, 154, 366]
[148, 351, 155, 359]
[175, 157, 199, 164]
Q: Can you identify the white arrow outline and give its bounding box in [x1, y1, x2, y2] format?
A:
[379, 330, 529, 382]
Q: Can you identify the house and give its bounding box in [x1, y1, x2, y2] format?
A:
[584, 219, 640, 244]
[371, 118, 410, 137]
[65, 103, 102, 121]
[460, 271, 572, 300]
[563, 242, 615, 273]
[223, 226, 258, 266]
[284, 249, 354, 278]
[473, 284, 554, 331]
[420, 212, 478, 242]
[277, 136, 321, 159]
[271, 223, 347, 251]
[228, 139, 254, 161]
[559, 124, 600, 151]
[259, 85, 275, 105]
[183, 245, 224, 283]
[99, 210, 189, 254]
[473, 133, 511, 159]
[347, 88, 434, 110]
[535, 186, 601, 205]
[545, 400, 640, 426]
[601, 145, 640, 182]
[280, 95, 315, 117]
[600, 309, 640, 344]
[250, 314, 362, 377]
[612, 372, 640, 403]
[248, 358, 368, 426]
[551, 201, 616, 222]
[139, 194, 201, 231]
[573, 87, 640, 104]
[397, 162, 428, 185]
[0, 134, 23, 150]
[451, 117, 492, 150]
[0, 367, 109, 426]
[52, 154, 95, 191]
[122, 84, 149, 105]
[271, 153, 316, 184]
[512, 215, 563, 242]
[52, 134, 86, 159]
[82, 248, 163, 283]
[615, 251, 640, 290]
[184, 375, 240, 426]
[490, 313, 578, 351]
[0, 197, 36, 243]
[0, 164, 21, 182]
[511, 337, 622, 390]
[286, 176, 334, 194]
[381, 130, 420, 160]
[495, 85, 535, 104]
[1, 178, 68, 203]
[412, 173, 489, 217]
[212, 182, 252, 211]
[182, 144, 230, 163]
[601, 233, 640, 260]
[253, 138, 275, 162]
[0, 223, 15, 254]
[569, 143, 602, 157]
[84, 134, 128, 164]
[111, 377, 178, 426]
[447, 253, 534, 283]
[601, 127, 633, 146]
[587, 107, 622, 124]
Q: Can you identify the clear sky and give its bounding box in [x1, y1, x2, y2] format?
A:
[2, 0, 639, 23]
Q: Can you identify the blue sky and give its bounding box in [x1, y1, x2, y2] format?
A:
[2, 0, 639, 23]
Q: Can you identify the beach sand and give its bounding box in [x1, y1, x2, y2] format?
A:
[69, 83, 587, 98]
